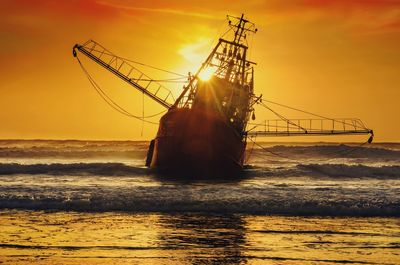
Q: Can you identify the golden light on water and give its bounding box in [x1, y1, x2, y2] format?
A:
[1, 211, 399, 264]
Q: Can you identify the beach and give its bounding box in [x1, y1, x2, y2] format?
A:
[1, 211, 399, 264]
[0, 140, 399, 264]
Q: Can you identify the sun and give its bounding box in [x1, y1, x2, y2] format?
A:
[198, 67, 215, 81]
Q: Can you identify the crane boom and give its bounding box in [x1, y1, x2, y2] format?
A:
[73, 40, 175, 109]
[247, 118, 373, 140]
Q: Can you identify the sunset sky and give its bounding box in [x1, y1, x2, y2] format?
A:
[1, 0, 399, 141]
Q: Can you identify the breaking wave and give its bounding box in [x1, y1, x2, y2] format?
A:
[1, 141, 400, 161]
[0, 148, 147, 159]
[0, 162, 399, 178]
[254, 144, 400, 159]
[0, 140, 149, 158]
[296, 164, 400, 178]
[1, 141, 398, 217]
[0, 163, 148, 176]
[1, 185, 398, 216]
[247, 164, 400, 178]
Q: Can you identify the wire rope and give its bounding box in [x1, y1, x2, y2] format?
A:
[259, 102, 307, 132]
[81, 47, 187, 77]
[76, 55, 165, 124]
[259, 99, 368, 130]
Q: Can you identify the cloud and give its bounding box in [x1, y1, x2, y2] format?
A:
[301, 0, 400, 10]
[379, 20, 400, 30]
[0, 0, 119, 20]
[98, 1, 219, 20]
[0, 0, 120, 53]
[261, 0, 400, 37]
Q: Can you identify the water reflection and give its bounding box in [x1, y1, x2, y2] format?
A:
[157, 213, 247, 264]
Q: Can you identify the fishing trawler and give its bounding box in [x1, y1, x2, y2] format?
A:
[73, 14, 373, 175]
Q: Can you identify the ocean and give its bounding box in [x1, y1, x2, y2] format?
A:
[0, 140, 399, 264]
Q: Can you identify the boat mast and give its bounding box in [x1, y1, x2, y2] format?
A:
[173, 14, 257, 109]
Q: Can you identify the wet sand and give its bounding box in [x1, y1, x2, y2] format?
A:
[0, 210, 399, 264]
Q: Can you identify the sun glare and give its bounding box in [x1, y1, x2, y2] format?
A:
[198, 67, 215, 81]
[178, 38, 214, 75]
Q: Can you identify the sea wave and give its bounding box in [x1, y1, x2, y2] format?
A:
[1, 185, 398, 216]
[0, 140, 149, 158]
[2, 142, 399, 161]
[255, 144, 400, 159]
[0, 148, 147, 158]
[247, 164, 400, 178]
[296, 164, 400, 178]
[0, 162, 399, 178]
[0, 163, 148, 176]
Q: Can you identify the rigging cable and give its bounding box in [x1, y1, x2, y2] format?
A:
[259, 102, 308, 132]
[141, 91, 144, 136]
[248, 99, 373, 160]
[76, 55, 165, 125]
[134, 77, 188, 83]
[245, 134, 257, 163]
[247, 137, 293, 160]
[84, 47, 186, 77]
[328, 140, 371, 158]
[247, 135, 372, 163]
[259, 99, 368, 130]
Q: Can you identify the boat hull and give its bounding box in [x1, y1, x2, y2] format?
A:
[146, 108, 246, 176]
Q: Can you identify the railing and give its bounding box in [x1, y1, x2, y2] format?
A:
[74, 40, 175, 109]
[247, 118, 373, 137]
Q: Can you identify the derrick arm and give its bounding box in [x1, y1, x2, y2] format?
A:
[247, 118, 374, 142]
[73, 40, 175, 109]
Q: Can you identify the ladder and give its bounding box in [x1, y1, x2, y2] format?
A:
[73, 40, 175, 109]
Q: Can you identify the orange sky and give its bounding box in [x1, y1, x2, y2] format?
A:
[1, 0, 399, 141]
